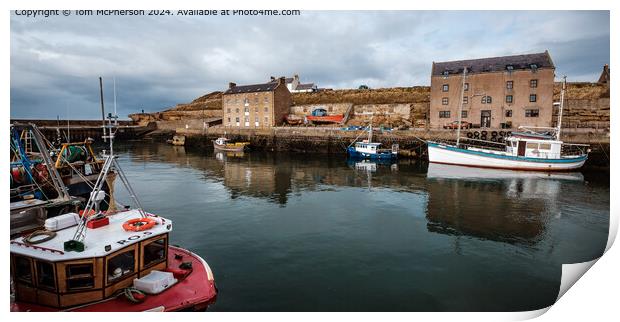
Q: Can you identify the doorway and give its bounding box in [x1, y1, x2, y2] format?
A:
[517, 141, 526, 156]
[481, 110, 492, 128]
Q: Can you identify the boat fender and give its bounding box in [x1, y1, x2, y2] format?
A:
[122, 218, 157, 232]
[473, 131, 480, 138]
[499, 131, 506, 137]
[165, 267, 193, 280]
[180, 261, 193, 270]
[466, 132, 473, 138]
[491, 131, 498, 137]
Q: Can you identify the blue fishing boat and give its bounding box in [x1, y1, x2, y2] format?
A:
[347, 120, 399, 160]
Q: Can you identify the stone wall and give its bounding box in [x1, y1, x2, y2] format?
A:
[290, 103, 352, 115]
[559, 97, 610, 130]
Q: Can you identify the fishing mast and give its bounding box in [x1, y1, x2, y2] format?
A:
[556, 76, 566, 140]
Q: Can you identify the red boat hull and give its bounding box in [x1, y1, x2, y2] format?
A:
[11, 245, 217, 312]
[306, 114, 344, 123]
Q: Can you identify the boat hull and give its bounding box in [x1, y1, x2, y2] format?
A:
[213, 142, 247, 152]
[347, 147, 397, 160]
[427, 142, 587, 171]
[10, 245, 217, 312]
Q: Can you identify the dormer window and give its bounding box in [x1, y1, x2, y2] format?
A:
[530, 63, 538, 72]
[506, 65, 514, 71]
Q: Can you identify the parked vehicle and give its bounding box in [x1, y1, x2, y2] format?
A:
[443, 121, 471, 129]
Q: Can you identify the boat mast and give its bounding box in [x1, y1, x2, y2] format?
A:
[99, 77, 107, 143]
[456, 66, 467, 147]
[556, 76, 566, 140]
[368, 117, 373, 143]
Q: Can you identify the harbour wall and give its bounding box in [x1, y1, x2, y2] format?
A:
[176, 126, 610, 167]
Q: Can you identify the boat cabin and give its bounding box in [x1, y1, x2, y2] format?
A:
[505, 137, 562, 159]
[10, 210, 172, 309]
[354, 141, 383, 154]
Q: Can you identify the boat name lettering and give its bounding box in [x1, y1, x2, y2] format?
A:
[116, 231, 153, 245]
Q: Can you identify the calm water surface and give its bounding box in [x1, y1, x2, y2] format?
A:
[111, 142, 609, 311]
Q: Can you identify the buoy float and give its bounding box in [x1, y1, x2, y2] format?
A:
[122, 218, 156, 232]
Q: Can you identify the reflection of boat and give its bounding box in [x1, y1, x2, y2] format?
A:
[167, 135, 185, 146]
[347, 119, 398, 160]
[213, 137, 250, 152]
[427, 163, 584, 181]
[11, 113, 217, 312]
[427, 75, 589, 171]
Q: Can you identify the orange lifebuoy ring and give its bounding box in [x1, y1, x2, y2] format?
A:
[122, 218, 156, 232]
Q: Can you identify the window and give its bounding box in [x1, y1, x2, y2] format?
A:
[254, 97, 258, 103]
[328, 106, 333, 112]
[13, 256, 32, 284]
[264, 107, 269, 112]
[442, 97, 449, 105]
[227, 117, 231, 123]
[107, 249, 135, 284]
[235, 117, 240, 122]
[482, 96, 492, 104]
[264, 116, 269, 123]
[36, 260, 56, 290]
[506, 81, 513, 89]
[66, 264, 94, 290]
[463, 96, 468, 104]
[303, 107, 307, 112]
[464, 83, 469, 91]
[226, 108, 231, 113]
[244, 107, 249, 112]
[143, 238, 167, 268]
[442, 84, 449, 92]
[525, 109, 540, 117]
[505, 110, 513, 117]
[244, 116, 249, 122]
[530, 79, 538, 88]
[506, 95, 513, 103]
[526, 142, 538, 149]
[255, 107, 258, 112]
[264, 96, 269, 103]
[243, 98, 249, 105]
[439, 111, 451, 118]
[235, 108, 239, 113]
[529, 94, 537, 102]
[506, 65, 514, 71]
[461, 110, 468, 118]
[539, 143, 551, 150]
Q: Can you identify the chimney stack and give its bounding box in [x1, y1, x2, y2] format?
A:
[228, 82, 236, 89]
[270, 76, 276, 82]
[278, 76, 286, 85]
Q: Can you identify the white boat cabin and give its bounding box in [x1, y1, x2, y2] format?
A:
[504, 137, 562, 159]
[10, 209, 172, 309]
[354, 141, 383, 154]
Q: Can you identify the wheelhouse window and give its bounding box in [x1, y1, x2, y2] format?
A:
[506, 95, 513, 104]
[530, 79, 538, 88]
[529, 94, 537, 102]
[539, 143, 551, 150]
[506, 81, 513, 89]
[505, 110, 513, 117]
[439, 111, 450, 118]
[143, 238, 167, 268]
[525, 109, 540, 117]
[526, 142, 538, 149]
[66, 263, 94, 290]
[107, 249, 135, 284]
[13, 256, 32, 284]
[36, 260, 56, 291]
[442, 84, 449, 92]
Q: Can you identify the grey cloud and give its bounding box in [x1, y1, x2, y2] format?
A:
[10, 11, 609, 119]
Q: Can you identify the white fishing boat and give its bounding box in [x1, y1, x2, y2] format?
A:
[428, 74, 589, 171]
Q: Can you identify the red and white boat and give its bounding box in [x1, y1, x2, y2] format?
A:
[10, 111, 217, 312]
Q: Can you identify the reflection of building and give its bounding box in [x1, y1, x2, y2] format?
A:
[430, 51, 555, 129]
[222, 77, 292, 128]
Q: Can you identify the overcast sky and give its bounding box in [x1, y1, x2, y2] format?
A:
[10, 10, 609, 119]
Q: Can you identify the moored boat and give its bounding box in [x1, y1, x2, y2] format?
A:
[10, 108, 217, 312]
[347, 120, 398, 160]
[427, 74, 588, 171]
[213, 137, 250, 152]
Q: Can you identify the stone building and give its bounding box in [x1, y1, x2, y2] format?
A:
[282, 74, 318, 93]
[222, 77, 292, 128]
[430, 51, 555, 129]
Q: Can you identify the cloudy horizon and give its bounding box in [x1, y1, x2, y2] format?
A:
[10, 10, 610, 119]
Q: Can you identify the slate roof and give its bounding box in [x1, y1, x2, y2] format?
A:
[224, 82, 279, 94]
[296, 83, 316, 90]
[432, 51, 555, 76]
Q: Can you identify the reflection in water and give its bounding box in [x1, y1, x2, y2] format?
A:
[425, 164, 586, 246]
[111, 142, 609, 311]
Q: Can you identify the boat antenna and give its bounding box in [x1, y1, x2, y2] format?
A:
[368, 116, 373, 143]
[456, 66, 467, 147]
[556, 76, 566, 140]
[99, 76, 107, 143]
[113, 76, 118, 126]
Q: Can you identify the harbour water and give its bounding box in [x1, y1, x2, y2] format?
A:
[111, 142, 609, 311]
